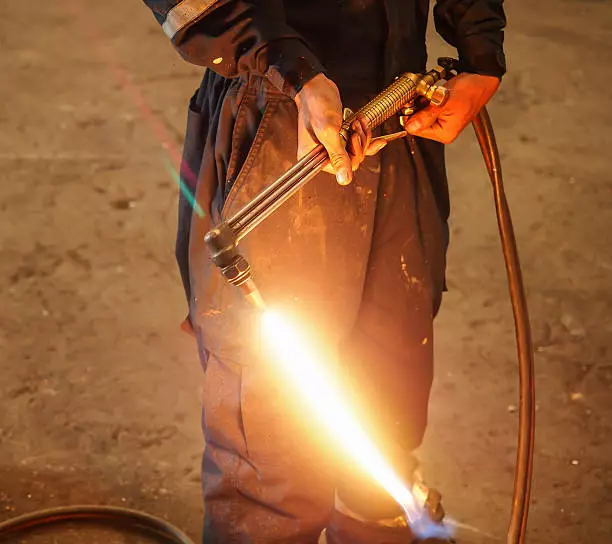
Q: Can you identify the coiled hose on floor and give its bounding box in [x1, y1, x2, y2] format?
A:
[0, 107, 534, 544]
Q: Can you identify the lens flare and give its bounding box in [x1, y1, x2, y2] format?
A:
[260, 310, 450, 538]
[163, 158, 205, 218]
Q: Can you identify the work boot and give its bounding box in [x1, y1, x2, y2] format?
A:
[326, 472, 454, 544]
[325, 509, 455, 544]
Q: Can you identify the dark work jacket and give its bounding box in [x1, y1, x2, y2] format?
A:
[143, 1, 506, 97]
[141, 0, 507, 348]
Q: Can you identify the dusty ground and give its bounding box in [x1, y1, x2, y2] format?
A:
[1, 1, 611, 543]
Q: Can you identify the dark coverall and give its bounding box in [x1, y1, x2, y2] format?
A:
[142, 1, 506, 542]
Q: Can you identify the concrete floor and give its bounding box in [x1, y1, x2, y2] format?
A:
[1, 0, 611, 542]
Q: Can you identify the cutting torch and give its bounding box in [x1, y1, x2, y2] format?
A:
[204, 59, 454, 311]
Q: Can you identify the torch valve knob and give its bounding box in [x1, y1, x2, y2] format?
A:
[427, 85, 450, 107]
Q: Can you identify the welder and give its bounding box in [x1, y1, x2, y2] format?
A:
[142, 1, 507, 542]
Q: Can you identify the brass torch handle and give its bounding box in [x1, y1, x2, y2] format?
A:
[340, 65, 449, 139]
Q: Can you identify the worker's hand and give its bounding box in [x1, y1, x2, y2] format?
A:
[295, 74, 386, 185]
[404, 73, 500, 144]
[346, 114, 388, 173]
[295, 73, 351, 185]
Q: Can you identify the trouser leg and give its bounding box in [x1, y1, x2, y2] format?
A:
[195, 338, 335, 544]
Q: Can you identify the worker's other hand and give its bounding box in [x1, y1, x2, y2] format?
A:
[295, 74, 386, 185]
[404, 73, 500, 144]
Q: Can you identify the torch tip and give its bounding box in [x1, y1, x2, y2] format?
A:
[239, 278, 267, 311]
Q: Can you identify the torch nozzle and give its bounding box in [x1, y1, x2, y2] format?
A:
[239, 277, 266, 311]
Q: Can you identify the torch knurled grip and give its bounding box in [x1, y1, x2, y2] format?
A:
[339, 65, 449, 140]
[340, 73, 420, 138]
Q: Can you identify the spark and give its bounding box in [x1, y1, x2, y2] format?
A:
[445, 518, 501, 540]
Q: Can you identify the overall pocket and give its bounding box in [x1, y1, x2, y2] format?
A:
[221, 88, 282, 218]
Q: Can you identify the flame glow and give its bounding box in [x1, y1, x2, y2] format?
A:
[261, 310, 438, 531]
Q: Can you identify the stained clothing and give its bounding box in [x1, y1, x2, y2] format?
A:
[141, 1, 506, 542]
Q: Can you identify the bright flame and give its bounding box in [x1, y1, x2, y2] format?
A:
[260, 310, 448, 536]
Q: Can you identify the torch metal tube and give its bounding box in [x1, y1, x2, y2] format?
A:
[227, 144, 325, 233]
[233, 152, 329, 241]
